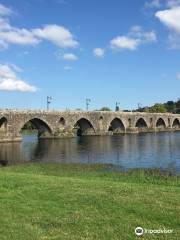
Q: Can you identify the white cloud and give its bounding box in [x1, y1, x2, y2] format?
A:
[32, 25, 78, 48]
[129, 26, 157, 41]
[5, 63, 23, 72]
[0, 3, 13, 16]
[155, 6, 180, 48]
[155, 7, 180, 33]
[0, 64, 37, 92]
[0, 4, 78, 50]
[110, 26, 157, 50]
[0, 18, 12, 30]
[93, 48, 105, 58]
[62, 53, 78, 61]
[0, 24, 40, 48]
[110, 36, 139, 50]
[0, 17, 40, 49]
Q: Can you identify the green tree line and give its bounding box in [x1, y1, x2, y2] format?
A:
[136, 99, 180, 113]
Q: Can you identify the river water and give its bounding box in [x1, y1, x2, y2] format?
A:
[0, 132, 180, 174]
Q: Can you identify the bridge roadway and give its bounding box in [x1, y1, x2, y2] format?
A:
[0, 109, 180, 142]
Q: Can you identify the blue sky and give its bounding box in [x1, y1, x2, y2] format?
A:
[0, 0, 180, 110]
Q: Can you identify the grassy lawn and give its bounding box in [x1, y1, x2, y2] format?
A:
[0, 163, 179, 240]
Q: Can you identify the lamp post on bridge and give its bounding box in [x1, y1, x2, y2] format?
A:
[47, 96, 52, 111]
[115, 102, 120, 111]
[138, 103, 142, 111]
[86, 98, 91, 111]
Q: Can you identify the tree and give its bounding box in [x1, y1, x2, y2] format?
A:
[148, 103, 167, 113]
[99, 107, 111, 111]
[164, 101, 176, 113]
[133, 99, 180, 113]
[175, 99, 180, 113]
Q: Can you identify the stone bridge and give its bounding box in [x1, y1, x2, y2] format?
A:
[0, 109, 180, 142]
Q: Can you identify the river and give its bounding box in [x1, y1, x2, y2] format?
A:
[0, 132, 180, 174]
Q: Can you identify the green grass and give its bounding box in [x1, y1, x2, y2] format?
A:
[0, 163, 179, 240]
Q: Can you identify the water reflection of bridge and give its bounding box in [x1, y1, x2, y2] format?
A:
[0, 133, 179, 173]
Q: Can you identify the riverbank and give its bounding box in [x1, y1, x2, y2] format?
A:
[0, 163, 179, 239]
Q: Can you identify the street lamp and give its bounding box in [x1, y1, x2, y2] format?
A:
[115, 102, 120, 111]
[138, 103, 142, 110]
[47, 96, 52, 111]
[86, 98, 91, 111]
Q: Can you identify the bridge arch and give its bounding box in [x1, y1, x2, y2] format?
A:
[99, 116, 103, 121]
[59, 117, 66, 127]
[20, 118, 53, 138]
[74, 118, 95, 136]
[135, 118, 148, 129]
[172, 118, 180, 128]
[108, 118, 125, 134]
[0, 117, 7, 132]
[156, 118, 166, 128]
[135, 117, 148, 128]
